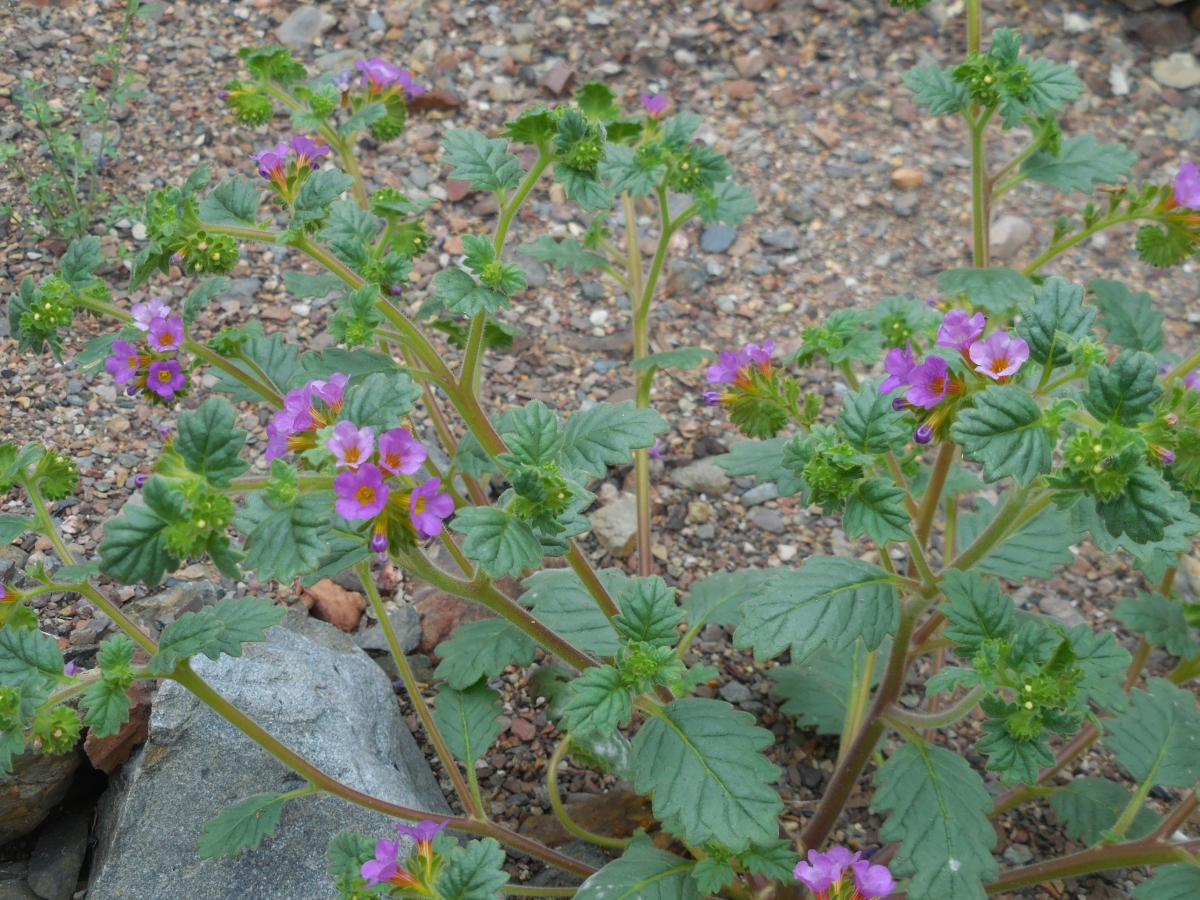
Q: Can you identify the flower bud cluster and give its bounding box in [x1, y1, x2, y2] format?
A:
[361, 819, 448, 895]
[250, 135, 330, 203]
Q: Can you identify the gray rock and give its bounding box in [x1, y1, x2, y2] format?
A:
[0, 861, 39, 900]
[226, 277, 263, 300]
[1038, 594, 1087, 629]
[750, 508, 786, 534]
[523, 259, 548, 288]
[1152, 53, 1200, 89]
[0, 546, 30, 588]
[700, 225, 738, 254]
[587, 493, 639, 558]
[366, 12, 385, 31]
[354, 605, 421, 654]
[740, 482, 778, 507]
[893, 192, 919, 217]
[760, 229, 798, 250]
[1178, 108, 1200, 143]
[717, 681, 753, 704]
[0, 748, 82, 846]
[88, 611, 449, 900]
[665, 260, 707, 296]
[783, 200, 815, 224]
[28, 812, 88, 900]
[580, 281, 606, 301]
[1003, 844, 1034, 866]
[276, 6, 337, 46]
[83, 123, 120, 155]
[989, 215, 1033, 262]
[122, 581, 221, 636]
[313, 49, 359, 74]
[671, 459, 731, 495]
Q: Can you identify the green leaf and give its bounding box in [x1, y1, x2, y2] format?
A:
[1133, 865, 1200, 900]
[211, 332, 304, 402]
[713, 438, 806, 498]
[1051, 777, 1161, 846]
[1015, 277, 1098, 369]
[956, 496, 1079, 579]
[938, 570, 1015, 656]
[339, 371, 421, 433]
[951, 386, 1050, 486]
[1020, 56, 1085, 121]
[872, 739, 998, 900]
[574, 834, 698, 900]
[521, 568, 626, 656]
[291, 169, 356, 225]
[902, 65, 968, 115]
[691, 858, 734, 896]
[283, 271, 344, 299]
[59, 236, 103, 288]
[431, 681, 502, 763]
[0, 626, 64, 686]
[442, 129, 522, 193]
[1104, 677, 1200, 787]
[838, 384, 909, 453]
[498, 400, 564, 468]
[182, 277, 229, 326]
[598, 143, 665, 197]
[630, 348, 715, 372]
[437, 837, 510, 900]
[771, 642, 878, 734]
[0, 514, 33, 544]
[297, 347, 400, 384]
[433, 267, 510, 316]
[202, 597, 285, 660]
[449, 507, 544, 579]
[338, 100, 386, 136]
[1082, 351, 1163, 426]
[976, 725, 1054, 786]
[1096, 465, 1175, 545]
[630, 697, 781, 851]
[936, 267, 1034, 313]
[516, 235, 607, 273]
[563, 665, 632, 736]
[1021, 135, 1135, 194]
[326, 830, 377, 881]
[175, 398, 249, 487]
[97, 477, 181, 585]
[233, 492, 331, 584]
[434, 619, 538, 690]
[54, 562, 100, 583]
[149, 610, 224, 676]
[560, 401, 667, 478]
[614, 577, 681, 648]
[198, 792, 288, 860]
[80, 676, 133, 738]
[696, 180, 757, 226]
[680, 569, 776, 631]
[844, 478, 912, 546]
[734, 557, 899, 662]
[576, 81, 621, 120]
[300, 520, 370, 588]
[198, 178, 263, 226]
[1069, 624, 1133, 713]
[1087, 279, 1164, 354]
[1114, 591, 1200, 661]
[738, 840, 801, 882]
[555, 165, 614, 213]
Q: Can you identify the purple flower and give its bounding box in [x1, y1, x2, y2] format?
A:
[332, 70, 352, 91]
[378, 427, 427, 476]
[369, 530, 388, 554]
[274, 386, 315, 435]
[968, 332, 1029, 381]
[794, 847, 860, 897]
[648, 439, 663, 460]
[361, 838, 400, 886]
[265, 422, 289, 463]
[395, 69, 424, 98]
[105, 340, 141, 385]
[133, 472, 149, 488]
[706, 349, 746, 385]
[1174, 160, 1200, 209]
[1156, 446, 1176, 465]
[396, 818, 449, 856]
[641, 92, 668, 116]
[147, 315, 184, 353]
[326, 421, 375, 469]
[851, 859, 896, 900]
[250, 141, 290, 182]
[310, 373, 350, 409]
[217, 89, 230, 101]
[390, 284, 404, 296]
[936, 309, 986, 352]
[914, 422, 935, 444]
[63, 661, 78, 677]
[356, 57, 423, 95]
[1184, 369, 1200, 391]
[147, 360, 185, 400]
[131, 296, 170, 331]
[703, 389, 721, 406]
[410, 477, 454, 539]
[0, 584, 8, 602]
[288, 135, 329, 170]
[158, 423, 174, 440]
[906, 355, 951, 410]
[334, 463, 390, 520]
[744, 338, 775, 365]
[880, 341, 916, 394]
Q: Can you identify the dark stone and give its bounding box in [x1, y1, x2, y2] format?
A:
[700, 225, 738, 253]
[27, 812, 89, 900]
[1126, 13, 1193, 52]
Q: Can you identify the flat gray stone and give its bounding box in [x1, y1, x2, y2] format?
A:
[0, 748, 81, 846]
[893, 192, 919, 217]
[1038, 594, 1087, 629]
[783, 200, 815, 224]
[1153, 52, 1200, 89]
[276, 6, 337, 46]
[1003, 844, 1034, 866]
[665, 260, 707, 296]
[740, 482, 778, 507]
[354, 605, 421, 654]
[717, 681, 753, 704]
[750, 508, 786, 534]
[88, 610, 449, 900]
[760, 228, 798, 250]
[588, 493, 639, 558]
[671, 459, 731, 495]
[989, 215, 1033, 262]
[122, 580, 221, 636]
[1177, 107, 1200, 143]
[700, 225, 738, 254]
[28, 812, 88, 900]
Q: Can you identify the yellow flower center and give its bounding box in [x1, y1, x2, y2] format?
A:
[354, 485, 376, 505]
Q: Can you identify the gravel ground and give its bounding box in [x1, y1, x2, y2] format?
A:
[3, 0, 1200, 896]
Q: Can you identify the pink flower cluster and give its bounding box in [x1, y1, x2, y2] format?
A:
[704, 339, 774, 406]
[265, 373, 351, 462]
[794, 846, 895, 900]
[1174, 160, 1200, 209]
[104, 297, 187, 402]
[355, 57, 425, 99]
[1184, 369, 1200, 391]
[250, 135, 330, 192]
[362, 819, 448, 888]
[641, 92, 668, 117]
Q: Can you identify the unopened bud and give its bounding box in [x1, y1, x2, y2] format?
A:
[134, 473, 149, 488]
[892, 396, 909, 411]
[1156, 446, 1176, 465]
[914, 423, 935, 444]
[369, 532, 388, 553]
[1166, 413, 1178, 426]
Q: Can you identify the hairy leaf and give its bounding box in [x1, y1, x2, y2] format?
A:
[1113, 591, 1200, 661]
[233, 492, 331, 584]
[437, 837, 510, 900]
[1095, 466, 1175, 545]
[957, 496, 1079, 579]
[0, 626, 64, 686]
[516, 235, 607, 273]
[939, 570, 1015, 655]
[522, 568, 626, 656]
[434, 619, 538, 690]
[198, 178, 263, 226]
[1104, 678, 1200, 787]
[149, 610, 224, 676]
[198, 792, 288, 860]
[614, 577, 682, 648]
[292, 169, 356, 225]
[838, 384, 909, 454]
[936, 267, 1034, 313]
[560, 402, 667, 478]
[1133, 865, 1200, 900]
[1082, 351, 1163, 426]
[175, 398, 249, 487]
[951, 386, 1050, 486]
[1021, 135, 1135, 194]
[339, 371, 421, 433]
[1067, 624, 1131, 713]
[1051, 777, 1160, 845]
[59, 236, 103, 288]
[599, 143, 665, 197]
[182, 277, 229, 326]
[771, 641, 880, 734]
[1016, 277, 1097, 369]
[442, 129, 523, 192]
[211, 332, 305, 403]
[713, 438, 806, 498]
[976, 724, 1055, 785]
[450, 507, 544, 578]
[563, 665, 632, 736]
[680, 569, 776, 631]
[555, 164, 614, 213]
[1087, 279, 1164, 354]
[431, 681, 502, 764]
[696, 180, 757, 226]
[844, 478, 912, 546]
[79, 676, 133, 738]
[97, 477, 181, 585]
[499, 400, 564, 468]
[631, 348, 716, 372]
[902, 65, 968, 115]
[574, 834, 698, 900]
[433, 267, 510, 316]
[202, 597, 286, 660]
[0, 515, 33, 545]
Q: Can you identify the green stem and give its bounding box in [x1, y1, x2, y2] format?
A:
[1169, 654, 1200, 684]
[1165, 345, 1200, 384]
[336, 137, 370, 210]
[884, 685, 986, 729]
[494, 152, 551, 254]
[1020, 213, 1141, 277]
[201, 222, 280, 244]
[1110, 775, 1156, 839]
[839, 647, 877, 765]
[185, 339, 282, 407]
[74, 295, 133, 323]
[945, 485, 1028, 573]
[355, 561, 480, 818]
[978, 838, 1199, 895]
[988, 138, 1045, 200]
[969, 109, 994, 269]
[914, 443, 954, 548]
[461, 312, 487, 395]
[170, 663, 596, 877]
[565, 542, 620, 622]
[293, 234, 366, 289]
[547, 737, 629, 849]
[885, 452, 920, 517]
[967, 0, 982, 53]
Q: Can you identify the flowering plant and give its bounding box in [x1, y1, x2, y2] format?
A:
[5, 2, 1200, 899]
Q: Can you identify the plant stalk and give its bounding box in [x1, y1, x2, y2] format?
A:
[547, 737, 629, 849]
